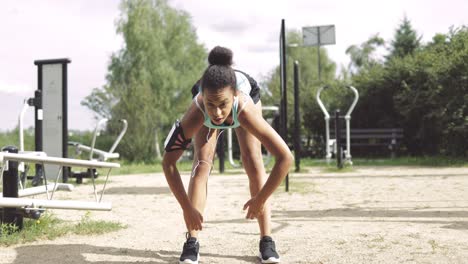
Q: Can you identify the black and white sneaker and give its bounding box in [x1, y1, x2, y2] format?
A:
[258, 236, 280, 263]
[179, 234, 200, 264]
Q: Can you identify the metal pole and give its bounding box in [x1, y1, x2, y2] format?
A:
[316, 86, 332, 163]
[227, 129, 240, 168]
[62, 61, 69, 183]
[0, 152, 120, 169]
[344, 86, 359, 165]
[0, 198, 112, 211]
[280, 19, 289, 192]
[1, 146, 24, 231]
[217, 132, 225, 173]
[335, 111, 343, 169]
[317, 27, 321, 82]
[293, 61, 301, 172]
[33, 89, 44, 186]
[0, 183, 74, 198]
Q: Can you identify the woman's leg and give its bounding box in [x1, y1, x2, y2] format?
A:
[187, 126, 218, 238]
[235, 100, 272, 237]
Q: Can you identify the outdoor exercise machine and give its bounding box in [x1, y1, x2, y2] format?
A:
[316, 85, 359, 167]
[68, 118, 127, 184]
[0, 146, 119, 230]
[19, 95, 127, 185]
[17, 59, 72, 184]
[18, 58, 127, 184]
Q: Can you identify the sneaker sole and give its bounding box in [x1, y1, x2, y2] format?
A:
[258, 252, 280, 263]
[179, 254, 200, 264]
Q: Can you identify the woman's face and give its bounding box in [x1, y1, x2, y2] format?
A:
[202, 86, 235, 125]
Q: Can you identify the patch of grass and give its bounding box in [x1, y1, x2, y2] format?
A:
[0, 212, 126, 246]
[92, 155, 467, 177]
[71, 212, 126, 235]
[371, 234, 385, 243]
[278, 179, 319, 194]
[300, 156, 467, 167]
[0, 213, 68, 246]
[428, 239, 438, 253]
[108, 161, 163, 175]
[351, 156, 467, 167]
[107, 160, 194, 175]
[321, 166, 356, 173]
[107, 158, 254, 176]
[336, 239, 347, 245]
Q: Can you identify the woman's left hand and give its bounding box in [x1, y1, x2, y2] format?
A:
[243, 195, 266, 219]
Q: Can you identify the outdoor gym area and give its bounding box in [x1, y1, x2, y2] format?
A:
[1, 165, 468, 263]
[1, 4, 467, 264]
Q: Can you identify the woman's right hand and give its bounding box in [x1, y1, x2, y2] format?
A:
[183, 206, 204, 231]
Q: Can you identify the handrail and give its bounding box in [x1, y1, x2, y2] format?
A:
[0, 197, 112, 211]
[109, 119, 128, 154]
[0, 152, 120, 169]
[89, 118, 109, 160]
[316, 85, 359, 164]
[345, 86, 359, 118]
[316, 85, 330, 119]
[18, 100, 30, 153]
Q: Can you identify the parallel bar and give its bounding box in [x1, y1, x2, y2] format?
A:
[0, 197, 112, 211]
[0, 183, 74, 197]
[69, 143, 120, 160]
[0, 153, 120, 169]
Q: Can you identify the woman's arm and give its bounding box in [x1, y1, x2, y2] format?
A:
[238, 102, 293, 219]
[162, 101, 204, 222]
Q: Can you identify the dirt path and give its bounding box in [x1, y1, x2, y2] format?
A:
[1, 166, 468, 263]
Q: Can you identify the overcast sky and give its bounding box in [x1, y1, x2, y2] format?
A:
[0, 0, 466, 132]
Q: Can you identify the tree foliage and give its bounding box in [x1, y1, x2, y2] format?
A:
[346, 34, 385, 72]
[392, 27, 468, 155]
[388, 16, 422, 59]
[82, 0, 206, 161]
[347, 21, 467, 157]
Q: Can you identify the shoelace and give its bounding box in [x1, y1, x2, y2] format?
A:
[184, 233, 198, 251]
[260, 240, 276, 252]
[184, 240, 197, 250]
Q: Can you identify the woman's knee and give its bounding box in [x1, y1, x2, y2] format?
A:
[191, 158, 212, 179]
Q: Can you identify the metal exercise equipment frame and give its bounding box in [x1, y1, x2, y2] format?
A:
[227, 106, 279, 168]
[1, 150, 119, 228]
[33, 58, 71, 182]
[69, 119, 128, 162]
[316, 85, 359, 165]
[279, 19, 289, 192]
[68, 118, 127, 183]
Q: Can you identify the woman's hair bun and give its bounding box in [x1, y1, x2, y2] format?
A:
[208, 46, 233, 66]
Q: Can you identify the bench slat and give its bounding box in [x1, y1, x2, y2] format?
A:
[343, 135, 404, 139]
[347, 128, 403, 133]
[347, 143, 395, 146]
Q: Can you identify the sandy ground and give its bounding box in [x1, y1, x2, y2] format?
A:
[1, 166, 468, 264]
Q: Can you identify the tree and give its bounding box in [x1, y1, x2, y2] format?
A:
[393, 27, 468, 156]
[388, 16, 421, 59]
[347, 23, 467, 157]
[345, 34, 385, 73]
[82, 0, 207, 161]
